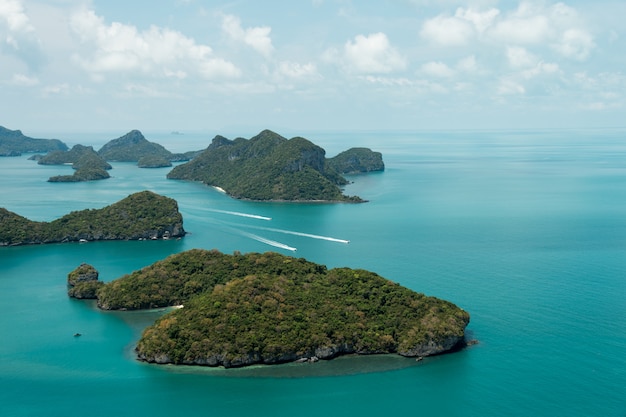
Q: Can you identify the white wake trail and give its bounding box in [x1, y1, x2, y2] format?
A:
[239, 231, 297, 252]
[203, 208, 272, 221]
[239, 224, 349, 244]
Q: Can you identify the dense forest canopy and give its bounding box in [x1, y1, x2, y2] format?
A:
[167, 130, 382, 202]
[88, 249, 469, 368]
[0, 191, 185, 246]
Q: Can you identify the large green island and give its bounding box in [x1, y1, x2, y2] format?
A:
[167, 130, 384, 202]
[76, 249, 470, 368]
[0, 191, 185, 246]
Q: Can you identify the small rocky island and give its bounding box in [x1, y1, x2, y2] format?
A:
[167, 129, 384, 202]
[0, 191, 185, 246]
[67, 263, 104, 298]
[77, 249, 469, 368]
[38, 144, 112, 182]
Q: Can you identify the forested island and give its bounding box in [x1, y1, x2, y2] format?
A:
[98, 130, 188, 165]
[167, 130, 384, 202]
[38, 144, 112, 182]
[70, 249, 469, 368]
[0, 126, 67, 156]
[0, 191, 185, 246]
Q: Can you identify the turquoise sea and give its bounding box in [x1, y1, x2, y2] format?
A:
[1, 129, 625, 417]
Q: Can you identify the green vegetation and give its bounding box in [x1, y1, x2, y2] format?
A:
[69, 280, 105, 299]
[38, 144, 112, 182]
[167, 130, 368, 202]
[89, 249, 469, 367]
[68, 263, 103, 299]
[98, 130, 184, 163]
[67, 263, 99, 286]
[0, 191, 185, 246]
[138, 155, 173, 168]
[38, 144, 110, 168]
[0, 126, 68, 155]
[327, 147, 385, 174]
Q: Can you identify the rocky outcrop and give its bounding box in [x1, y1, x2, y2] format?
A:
[68, 263, 103, 299]
[67, 263, 99, 286]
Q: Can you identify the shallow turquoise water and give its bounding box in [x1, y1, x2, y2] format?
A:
[1, 129, 625, 416]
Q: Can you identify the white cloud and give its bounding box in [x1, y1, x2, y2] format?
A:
[276, 61, 318, 79]
[421, 61, 455, 78]
[343, 32, 406, 74]
[455, 7, 500, 33]
[0, 0, 44, 69]
[221, 14, 273, 58]
[489, 14, 551, 44]
[420, 14, 474, 46]
[506, 46, 537, 68]
[0, 0, 32, 33]
[486, 2, 594, 61]
[497, 78, 525, 95]
[457, 55, 479, 73]
[11, 72, 38, 86]
[553, 29, 594, 61]
[70, 10, 240, 80]
[520, 61, 560, 79]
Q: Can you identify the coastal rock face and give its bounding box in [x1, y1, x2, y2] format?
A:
[67, 263, 103, 299]
[67, 263, 99, 286]
[0, 190, 185, 246]
[97, 250, 470, 368]
[167, 130, 366, 202]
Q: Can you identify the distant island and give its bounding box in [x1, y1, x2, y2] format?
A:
[167, 129, 384, 202]
[0, 126, 67, 156]
[98, 130, 188, 166]
[0, 191, 185, 246]
[70, 249, 469, 368]
[38, 144, 112, 182]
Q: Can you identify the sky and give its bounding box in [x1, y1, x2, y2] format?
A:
[1, 0, 625, 135]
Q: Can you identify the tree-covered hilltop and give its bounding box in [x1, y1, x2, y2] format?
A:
[0, 191, 185, 246]
[98, 130, 188, 163]
[40, 145, 113, 182]
[167, 130, 367, 202]
[138, 155, 173, 168]
[0, 126, 68, 156]
[327, 147, 385, 174]
[67, 263, 104, 299]
[38, 144, 112, 169]
[88, 249, 469, 368]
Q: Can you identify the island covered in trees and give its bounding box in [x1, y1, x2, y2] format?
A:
[167, 129, 384, 202]
[69, 249, 469, 368]
[1, 126, 385, 199]
[0, 126, 67, 156]
[0, 191, 185, 246]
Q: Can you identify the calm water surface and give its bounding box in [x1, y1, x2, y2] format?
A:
[1, 129, 625, 416]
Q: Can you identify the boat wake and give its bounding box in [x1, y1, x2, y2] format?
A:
[235, 224, 349, 244]
[202, 208, 272, 221]
[238, 231, 297, 252]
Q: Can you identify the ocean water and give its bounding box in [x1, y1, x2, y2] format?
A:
[1, 129, 625, 417]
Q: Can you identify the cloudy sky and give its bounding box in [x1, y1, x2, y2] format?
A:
[1, 0, 625, 134]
